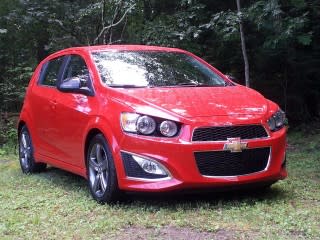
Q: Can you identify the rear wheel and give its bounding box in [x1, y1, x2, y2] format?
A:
[19, 125, 46, 173]
[87, 134, 122, 204]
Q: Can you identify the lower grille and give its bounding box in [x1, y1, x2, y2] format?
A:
[121, 152, 167, 179]
[194, 147, 270, 176]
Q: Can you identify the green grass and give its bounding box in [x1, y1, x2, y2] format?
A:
[0, 131, 319, 240]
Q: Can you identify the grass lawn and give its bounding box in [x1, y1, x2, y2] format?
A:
[0, 130, 319, 240]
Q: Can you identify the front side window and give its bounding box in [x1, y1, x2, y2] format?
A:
[62, 55, 90, 87]
[40, 57, 64, 87]
[91, 51, 227, 88]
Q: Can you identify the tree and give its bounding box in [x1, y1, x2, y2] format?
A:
[0, 0, 319, 123]
[236, 0, 250, 87]
[94, 1, 136, 44]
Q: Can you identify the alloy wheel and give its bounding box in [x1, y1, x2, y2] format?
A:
[88, 143, 109, 198]
[19, 130, 32, 170]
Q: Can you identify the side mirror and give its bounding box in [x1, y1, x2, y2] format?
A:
[58, 76, 94, 96]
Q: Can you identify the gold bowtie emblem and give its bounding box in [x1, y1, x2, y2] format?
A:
[224, 138, 248, 152]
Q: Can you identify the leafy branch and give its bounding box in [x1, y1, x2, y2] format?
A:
[94, 3, 135, 44]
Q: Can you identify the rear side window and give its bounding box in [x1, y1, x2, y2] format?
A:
[40, 57, 64, 87]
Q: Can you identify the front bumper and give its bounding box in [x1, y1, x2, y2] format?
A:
[114, 122, 287, 192]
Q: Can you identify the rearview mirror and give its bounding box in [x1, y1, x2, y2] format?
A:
[58, 77, 94, 96]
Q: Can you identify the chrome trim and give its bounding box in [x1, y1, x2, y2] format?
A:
[223, 137, 248, 152]
[120, 150, 172, 182]
[126, 176, 172, 182]
[191, 124, 270, 143]
[194, 147, 272, 178]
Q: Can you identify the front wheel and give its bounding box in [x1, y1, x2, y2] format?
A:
[87, 134, 122, 204]
[19, 125, 46, 174]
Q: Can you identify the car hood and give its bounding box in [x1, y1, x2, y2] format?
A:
[115, 86, 268, 118]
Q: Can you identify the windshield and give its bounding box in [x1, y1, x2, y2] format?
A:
[91, 51, 227, 88]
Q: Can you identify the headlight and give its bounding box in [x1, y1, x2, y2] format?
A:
[274, 110, 286, 128]
[136, 115, 156, 135]
[120, 112, 140, 132]
[267, 110, 286, 131]
[120, 112, 180, 137]
[159, 120, 178, 137]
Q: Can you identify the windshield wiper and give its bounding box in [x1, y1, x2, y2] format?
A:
[108, 84, 148, 88]
[176, 83, 220, 87]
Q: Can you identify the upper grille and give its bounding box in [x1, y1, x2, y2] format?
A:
[192, 125, 268, 141]
[194, 147, 270, 176]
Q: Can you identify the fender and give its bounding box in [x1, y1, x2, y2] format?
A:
[82, 115, 124, 180]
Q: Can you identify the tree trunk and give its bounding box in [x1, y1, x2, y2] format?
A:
[236, 0, 250, 87]
[101, 0, 106, 44]
[143, 0, 152, 21]
[36, 38, 49, 63]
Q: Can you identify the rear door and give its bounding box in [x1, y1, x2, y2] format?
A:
[29, 56, 66, 158]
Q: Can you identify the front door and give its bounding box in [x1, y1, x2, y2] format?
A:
[53, 54, 96, 168]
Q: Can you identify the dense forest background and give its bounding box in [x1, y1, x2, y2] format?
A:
[0, 0, 319, 124]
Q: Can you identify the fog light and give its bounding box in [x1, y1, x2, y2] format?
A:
[132, 155, 168, 176]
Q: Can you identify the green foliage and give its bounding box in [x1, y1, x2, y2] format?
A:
[297, 33, 312, 45]
[0, 118, 18, 155]
[0, 65, 33, 111]
[0, 0, 319, 123]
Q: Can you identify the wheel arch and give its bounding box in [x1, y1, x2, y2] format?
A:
[17, 120, 26, 136]
[84, 128, 103, 168]
[83, 125, 120, 167]
[83, 118, 123, 181]
[18, 107, 34, 136]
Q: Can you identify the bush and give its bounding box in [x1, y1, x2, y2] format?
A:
[0, 113, 18, 155]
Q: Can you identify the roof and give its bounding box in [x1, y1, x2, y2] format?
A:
[39, 45, 193, 66]
[59, 44, 188, 54]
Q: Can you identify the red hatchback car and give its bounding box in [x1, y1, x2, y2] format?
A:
[18, 45, 287, 203]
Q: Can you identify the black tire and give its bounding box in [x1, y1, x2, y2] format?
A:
[86, 134, 122, 204]
[19, 125, 46, 174]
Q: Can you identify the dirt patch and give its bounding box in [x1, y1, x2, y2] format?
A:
[110, 226, 239, 240]
[289, 230, 308, 239]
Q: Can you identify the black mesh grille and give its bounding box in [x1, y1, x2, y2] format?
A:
[121, 152, 168, 179]
[194, 148, 270, 176]
[192, 125, 268, 141]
